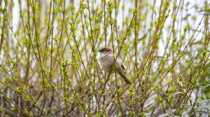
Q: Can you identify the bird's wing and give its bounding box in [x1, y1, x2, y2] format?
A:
[117, 55, 126, 71]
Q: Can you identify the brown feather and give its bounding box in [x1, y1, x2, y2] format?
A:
[117, 70, 131, 84]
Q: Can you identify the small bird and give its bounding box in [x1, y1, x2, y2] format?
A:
[98, 47, 131, 84]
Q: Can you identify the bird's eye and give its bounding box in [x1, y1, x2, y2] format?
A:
[98, 48, 105, 52]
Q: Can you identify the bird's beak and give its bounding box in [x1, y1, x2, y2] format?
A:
[98, 49, 103, 52]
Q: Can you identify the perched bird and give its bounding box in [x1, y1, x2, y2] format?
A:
[98, 47, 131, 84]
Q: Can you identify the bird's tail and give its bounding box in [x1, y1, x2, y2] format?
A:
[117, 70, 131, 84]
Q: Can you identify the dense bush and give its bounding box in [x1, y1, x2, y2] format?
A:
[0, 0, 209, 116]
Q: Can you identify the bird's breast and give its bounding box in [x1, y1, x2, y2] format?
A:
[99, 55, 114, 72]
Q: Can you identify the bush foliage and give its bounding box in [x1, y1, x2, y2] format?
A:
[0, 0, 209, 116]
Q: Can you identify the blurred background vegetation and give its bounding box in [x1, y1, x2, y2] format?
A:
[0, 0, 209, 116]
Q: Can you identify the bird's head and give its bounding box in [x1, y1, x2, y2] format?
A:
[98, 47, 112, 54]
